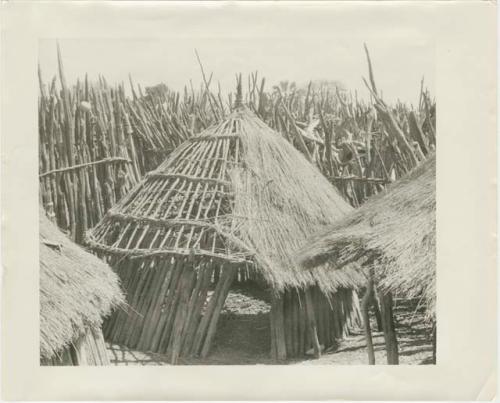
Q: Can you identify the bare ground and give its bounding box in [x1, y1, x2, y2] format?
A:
[107, 286, 434, 366]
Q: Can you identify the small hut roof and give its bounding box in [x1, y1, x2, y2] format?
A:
[40, 208, 124, 360]
[297, 155, 436, 317]
[87, 106, 365, 292]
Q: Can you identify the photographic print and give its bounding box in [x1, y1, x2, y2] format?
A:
[38, 34, 436, 366]
[2, 1, 496, 400]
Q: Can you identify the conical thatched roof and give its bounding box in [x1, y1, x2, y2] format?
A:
[40, 208, 124, 360]
[86, 106, 365, 292]
[297, 155, 436, 317]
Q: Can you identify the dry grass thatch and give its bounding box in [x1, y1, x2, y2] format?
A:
[87, 106, 365, 293]
[40, 207, 124, 360]
[297, 154, 436, 317]
[229, 107, 366, 292]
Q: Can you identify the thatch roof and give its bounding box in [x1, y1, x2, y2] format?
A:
[86, 106, 365, 292]
[40, 208, 124, 360]
[297, 155, 436, 317]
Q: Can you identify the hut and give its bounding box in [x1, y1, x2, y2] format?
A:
[86, 100, 366, 363]
[40, 207, 124, 365]
[297, 154, 436, 363]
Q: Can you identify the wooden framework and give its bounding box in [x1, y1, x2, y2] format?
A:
[41, 328, 110, 366]
[271, 287, 361, 359]
[87, 106, 363, 363]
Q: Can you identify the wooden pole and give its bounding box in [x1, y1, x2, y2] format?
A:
[271, 292, 287, 361]
[200, 267, 235, 357]
[291, 290, 299, 357]
[380, 292, 399, 365]
[371, 287, 384, 332]
[284, 290, 293, 356]
[432, 322, 437, 364]
[361, 277, 376, 365]
[136, 259, 176, 351]
[270, 300, 277, 359]
[297, 290, 306, 356]
[181, 264, 214, 356]
[170, 268, 196, 364]
[304, 288, 321, 358]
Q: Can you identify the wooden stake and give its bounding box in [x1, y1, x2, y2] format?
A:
[200, 267, 235, 357]
[271, 292, 287, 360]
[181, 264, 213, 355]
[297, 290, 305, 356]
[149, 261, 184, 352]
[284, 290, 293, 356]
[380, 292, 399, 365]
[170, 268, 196, 364]
[371, 287, 384, 332]
[304, 288, 321, 358]
[136, 259, 176, 350]
[270, 300, 277, 359]
[432, 322, 437, 364]
[361, 278, 376, 365]
[291, 290, 299, 357]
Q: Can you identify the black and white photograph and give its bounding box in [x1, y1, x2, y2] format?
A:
[38, 34, 436, 366]
[1, 1, 496, 400]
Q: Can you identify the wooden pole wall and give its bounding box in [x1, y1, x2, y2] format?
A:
[103, 257, 237, 363]
[270, 287, 362, 360]
[102, 255, 362, 364]
[41, 328, 110, 366]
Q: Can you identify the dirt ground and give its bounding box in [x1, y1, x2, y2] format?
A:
[107, 286, 434, 366]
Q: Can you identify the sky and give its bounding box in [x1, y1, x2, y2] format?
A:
[39, 36, 434, 106]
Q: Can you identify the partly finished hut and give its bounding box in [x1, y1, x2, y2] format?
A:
[297, 155, 436, 363]
[86, 101, 366, 364]
[40, 207, 124, 365]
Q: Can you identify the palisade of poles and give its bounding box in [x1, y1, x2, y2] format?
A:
[39, 46, 435, 243]
[102, 257, 236, 364]
[243, 72, 435, 206]
[271, 287, 362, 360]
[39, 45, 436, 364]
[40, 328, 110, 366]
[38, 47, 220, 242]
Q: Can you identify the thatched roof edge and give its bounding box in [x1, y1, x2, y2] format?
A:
[40, 208, 124, 360]
[296, 155, 436, 317]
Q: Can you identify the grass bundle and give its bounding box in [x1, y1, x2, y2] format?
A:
[297, 155, 436, 319]
[232, 107, 364, 292]
[40, 207, 124, 365]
